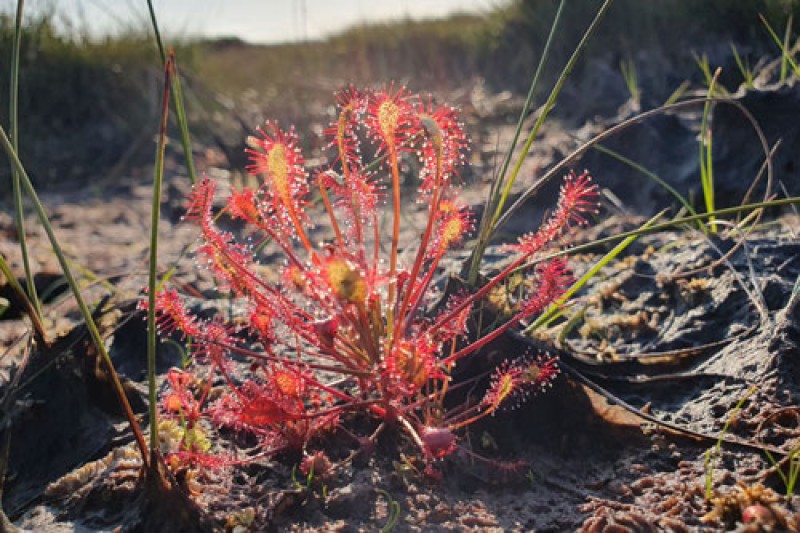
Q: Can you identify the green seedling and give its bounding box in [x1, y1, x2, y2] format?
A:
[782, 15, 795, 83]
[526, 468, 536, 488]
[730, 43, 755, 88]
[9, 0, 40, 318]
[761, 14, 798, 82]
[290, 463, 313, 492]
[377, 489, 401, 533]
[693, 53, 728, 96]
[705, 385, 757, 500]
[698, 67, 721, 233]
[290, 460, 328, 499]
[619, 57, 641, 108]
[663, 80, 691, 106]
[765, 446, 800, 497]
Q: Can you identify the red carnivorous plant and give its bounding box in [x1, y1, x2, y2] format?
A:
[145, 85, 598, 469]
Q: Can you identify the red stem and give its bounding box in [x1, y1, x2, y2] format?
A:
[442, 312, 523, 366]
[286, 201, 314, 256]
[400, 250, 443, 335]
[430, 253, 528, 333]
[319, 179, 345, 248]
[396, 154, 443, 336]
[387, 146, 401, 309]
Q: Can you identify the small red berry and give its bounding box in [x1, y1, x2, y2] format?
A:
[742, 504, 776, 527]
[420, 426, 457, 459]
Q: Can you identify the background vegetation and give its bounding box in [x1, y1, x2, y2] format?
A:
[1, 0, 799, 191]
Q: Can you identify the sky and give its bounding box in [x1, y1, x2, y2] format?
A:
[7, 0, 505, 44]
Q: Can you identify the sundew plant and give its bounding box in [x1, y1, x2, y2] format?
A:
[148, 86, 598, 469]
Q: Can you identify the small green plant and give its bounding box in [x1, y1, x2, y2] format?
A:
[699, 100, 716, 232]
[765, 447, 800, 497]
[730, 43, 756, 88]
[376, 489, 401, 533]
[761, 14, 798, 82]
[663, 80, 691, 106]
[619, 57, 641, 108]
[290, 452, 331, 498]
[693, 53, 729, 96]
[526, 468, 536, 487]
[704, 385, 757, 500]
[691, 56, 723, 233]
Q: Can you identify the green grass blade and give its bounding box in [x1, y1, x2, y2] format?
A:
[468, 0, 567, 284]
[0, 125, 150, 466]
[377, 489, 401, 532]
[698, 72, 719, 233]
[790, 453, 800, 496]
[489, 0, 613, 233]
[693, 53, 712, 87]
[791, 274, 800, 303]
[729, 43, 753, 88]
[147, 0, 197, 184]
[491, 0, 615, 225]
[146, 0, 167, 64]
[704, 385, 756, 500]
[9, 0, 41, 318]
[493, 96, 772, 234]
[147, 55, 173, 456]
[468, 0, 615, 284]
[524, 210, 665, 334]
[485, 0, 567, 223]
[527, 196, 800, 267]
[0, 253, 47, 342]
[782, 15, 794, 83]
[592, 143, 697, 218]
[167, 60, 197, 184]
[663, 80, 691, 106]
[619, 57, 641, 105]
[763, 448, 798, 497]
[761, 14, 800, 79]
[703, 448, 716, 500]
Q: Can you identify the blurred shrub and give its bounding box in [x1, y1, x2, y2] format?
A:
[198, 0, 800, 129]
[3, 1, 799, 190]
[0, 13, 197, 191]
[489, 0, 800, 91]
